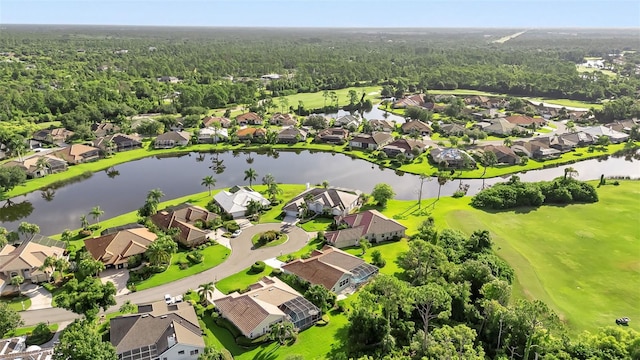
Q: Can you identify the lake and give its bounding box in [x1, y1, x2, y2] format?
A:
[0, 150, 638, 236]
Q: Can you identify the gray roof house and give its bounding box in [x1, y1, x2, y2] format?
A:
[429, 147, 476, 169]
[283, 187, 361, 218]
[277, 127, 308, 144]
[334, 115, 361, 129]
[581, 126, 630, 143]
[381, 138, 427, 158]
[484, 118, 528, 136]
[349, 132, 394, 150]
[154, 131, 191, 149]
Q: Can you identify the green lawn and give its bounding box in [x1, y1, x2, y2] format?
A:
[134, 244, 231, 291]
[251, 233, 288, 248]
[276, 237, 325, 261]
[526, 97, 604, 110]
[299, 217, 333, 232]
[271, 86, 381, 111]
[431, 181, 640, 334]
[0, 295, 31, 312]
[343, 239, 410, 277]
[215, 265, 274, 294]
[576, 65, 617, 78]
[5, 324, 58, 338]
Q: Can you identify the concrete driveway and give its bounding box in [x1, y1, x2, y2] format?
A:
[100, 268, 130, 296]
[23, 284, 52, 310]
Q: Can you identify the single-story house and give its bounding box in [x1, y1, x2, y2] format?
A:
[236, 112, 263, 126]
[202, 116, 232, 128]
[214, 276, 320, 339]
[349, 132, 394, 150]
[150, 203, 218, 247]
[464, 96, 492, 108]
[269, 113, 298, 126]
[0, 235, 66, 293]
[198, 127, 229, 144]
[110, 301, 205, 360]
[84, 228, 158, 269]
[32, 128, 74, 144]
[484, 118, 529, 136]
[324, 210, 407, 248]
[401, 120, 432, 136]
[277, 127, 308, 144]
[368, 119, 395, 132]
[53, 144, 101, 164]
[605, 120, 638, 134]
[94, 133, 143, 153]
[393, 94, 426, 109]
[381, 138, 427, 158]
[505, 115, 547, 128]
[282, 246, 379, 293]
[429, 147, 476, 169]
[481, 145, 520, 165]
[1, 154, 68, 178]
[91, 122, 121, 138]
[512, 140, 561, 160]
[282, 187, 361, 218]
[213, 186, 270, 219]
[334, 115, 361, 129]
[154, 131, 191, 149]
[439, 123, 466, 137]
[581, 125, 630, 143]
[316, 128, 349, 144]
[237, 127, 266, 141]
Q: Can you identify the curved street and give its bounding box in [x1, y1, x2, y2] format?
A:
[20, 223, 312, 326]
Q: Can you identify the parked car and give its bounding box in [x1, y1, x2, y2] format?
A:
[616, 317, 630, 325]
[164, 294, 172, 304]
[231, 229, 242, 238]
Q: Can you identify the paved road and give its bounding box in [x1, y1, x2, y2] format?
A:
[21, 223, 311, 326]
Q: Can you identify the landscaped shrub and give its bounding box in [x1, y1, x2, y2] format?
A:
[250, 261, 266, 274]
[26, 323, 53, 345]
[187, 251, 204, 264]
[127, 254, 143, 268]
[256, 230, 281, 246]
[270, 268, 282, 276]
[178, 261, 189, 270]
[452, 190, 465, 198]
[223, 221, 240, 232]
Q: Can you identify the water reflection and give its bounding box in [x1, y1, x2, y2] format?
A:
[0, 200, 34, 223]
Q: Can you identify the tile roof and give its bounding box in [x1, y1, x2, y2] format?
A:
[282, 188, 360, 215]
[401, 120, 432, 133]
[324, 210, 407, 246]
[53, 144, 100, 163]
[155, 131, 192, 142]
[84, 228, 157, 266]
[505, 115, 545, 126]
[213, 187, 270, 216]
[150, 203, 217, 246]
[0, 235, 66, 273]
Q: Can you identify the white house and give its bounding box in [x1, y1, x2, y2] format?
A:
[282, 187, 361, 218]
[197, 127, 228, 144]
[581, 125, 630, 143]
[213, 186, 270, 218]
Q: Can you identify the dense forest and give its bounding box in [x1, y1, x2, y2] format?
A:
[0, 26, 638, 127]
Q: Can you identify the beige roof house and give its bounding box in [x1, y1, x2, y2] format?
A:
[269, 113, 298, 126]
[1, 154, 68, 178]
[214, 277, 320, 339]
[282, 246, 378, 294]
[150, 203, 218, 247]
[0, 235, 66, 290]
[324, 210, 407, 248]
[53, 144, 101, 164]
[110, 301, 205, 360]
[349, 132, 394, 150]
[154, 131, 191, 149]
[401, 120, 432, 136]
[282, 187, 361, 218]
[84, 228, 157, 268]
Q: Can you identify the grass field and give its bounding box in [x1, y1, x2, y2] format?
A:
[526, 97, 604, 110]
[576, 65, 617, 78]
[214, 264, 274, 294]
[251, 233, 288, 248]
[428, 181, 640, 334]
[0, 295, 31, 312]
[272, 86, 381, 111]
[4, 324, 58, 338]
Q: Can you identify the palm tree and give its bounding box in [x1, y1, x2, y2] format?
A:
[35, 157, 49, 176]
[564, 167, 579, 180]
[245, 199, 263, 217]
[80, 214, 89, 230]
[503, 137, 513, 147]
[11, 275, 24, 296]
[266, 182, 283, 202]
[143, 188, 165, 216]
[244, 168, 258, 187]
[269, 321, 297, 345]
[321, 180, 330, 189]
[436, 171, 451, 201]
[262, 173, 276, 187]
[201, 176, 216, 196]
[105, 140, 116, 156]
[89, 206, 104, 226]
[146, 240, 171, 266]
[198, 282, 215, 305]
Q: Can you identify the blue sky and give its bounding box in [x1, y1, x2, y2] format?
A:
[1, 0, 639, 27]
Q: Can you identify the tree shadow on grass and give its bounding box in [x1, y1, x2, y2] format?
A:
[327, 320, 349, 359]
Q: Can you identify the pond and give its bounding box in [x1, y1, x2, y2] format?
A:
[0, 150, 638, 236]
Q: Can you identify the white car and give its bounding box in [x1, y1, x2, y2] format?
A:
[164, 294, 172, 304]
[231, 229, 242, 238]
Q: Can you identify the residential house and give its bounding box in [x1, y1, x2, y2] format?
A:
[198, 128, 229, 144]
[368, 119, 395, 132]
[484, 118, 529, 137]
[482, 145, 520, 165]
[581, 125, 630, 143]
[281, 246, 379, 293]
[334, 115, 361, 130]
[0, 235, 66, 294]
[32, 128, 74, 144]
[84, 228, 158, 269]
[0, 336, 53, 358]
[269, 113, 298, 126]
[277, 127, 308, 144]
[512, 139, 561, 160]
[214, 276, 320, 339]
[349, 132, 393, 150]
[91, 122, 121, 137]
[110, 301, 205, 360]
[605, 119, 638, 134]
[94, 133, 143, 153]
[547, 132, 595, 152]
[439, 123, 467, 137]
[472, 108, 504, 121]
[282, 187, 361, 218]
[505, 115, 547, 129]
[401, 120, 432, 136]
[236, 112, 263, 126]
[393, 94, 426, 108]
[429, 147, 476, 169]
[213, 186, 270, 219]
[316, 128, 349, 144]
[1, 154, 68, 178]
[154, 131, 191, 149]
[53, 144, 101, 164]
[157, 76, 181, 83]
[464, 96, 492, 108]
[381, 138, 427, 158]
[568, 111, 590, 123]
[202, 116, 231, 128]
[237, 127, 266, 141]
[324, 210, 407, 248]
[150, 203, 218, 247]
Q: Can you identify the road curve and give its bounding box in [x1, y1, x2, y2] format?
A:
[21, 223, 312, 326]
